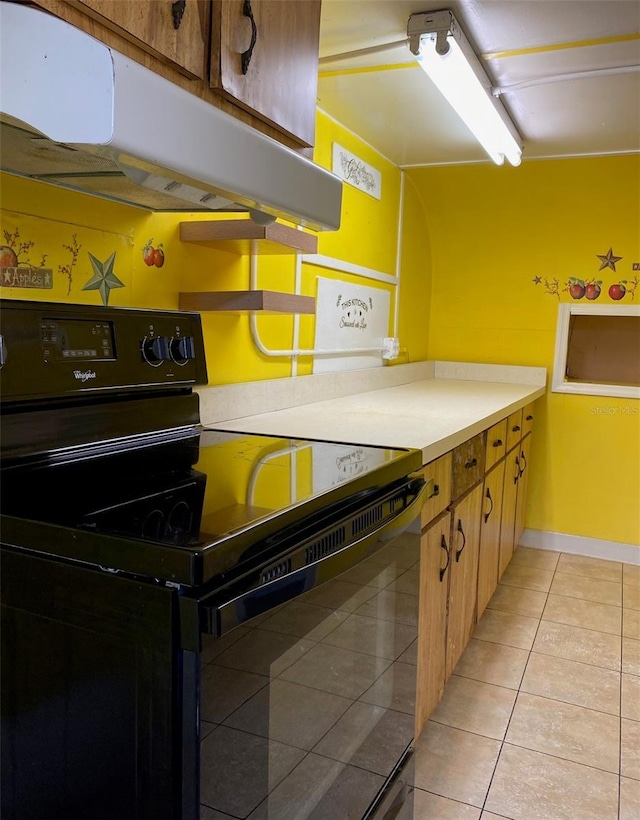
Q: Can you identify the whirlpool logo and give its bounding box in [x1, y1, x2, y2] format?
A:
[73, 370, 97, 383]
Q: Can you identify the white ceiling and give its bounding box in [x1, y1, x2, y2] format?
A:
[317, 0, 640, 166]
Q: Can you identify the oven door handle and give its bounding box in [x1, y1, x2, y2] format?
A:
[198, 477, 429, 637]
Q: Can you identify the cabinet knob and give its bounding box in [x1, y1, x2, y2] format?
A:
[492, 439, 503, 448]
[526, 414, 534, 421]
[464, 458, 478, 469]
[512, 425, 521, 432]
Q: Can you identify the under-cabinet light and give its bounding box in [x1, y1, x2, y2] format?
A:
[408, 9, 523, 166]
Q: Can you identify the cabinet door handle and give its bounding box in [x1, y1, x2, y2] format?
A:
[492, 439, 503, 448]
[512, 425, 521, 433]
[484, 487, 494, 524]
[241, 0, 258, 74]
[455, 519, 467, 562]
[171, 0, 186, 29]
[519, 451, 527, 477]
[526, 414, 534, 421]
[514, 456, 520, 484]
[439, 534, 450, 582]
[465, 458, 478, 469]
[428, 483, 440, 500]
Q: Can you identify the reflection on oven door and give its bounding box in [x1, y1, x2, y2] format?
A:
[198, 529, 419, 819]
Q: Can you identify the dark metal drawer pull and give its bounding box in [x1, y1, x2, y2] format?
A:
[492, 439, 503, 448]
[512, 425, 521, 432]
[429, 483, 440, 499]
[514, 456, 520, 484]
[241, 0, 258, 74]
[171, 0, 186, 29]
[519, 452, 527, 477]
[464, 458, 478, 469]
[484, 487, 494, 523]
[439, 534, 450, 581]
[526, 414, 534, 421]
[455, 519, 466, 562]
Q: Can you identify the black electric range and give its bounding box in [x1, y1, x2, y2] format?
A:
[0, 299, 425, 820]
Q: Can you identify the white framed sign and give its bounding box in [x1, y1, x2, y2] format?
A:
[332, 143, 382, 200]
[313, 277, 390, 373]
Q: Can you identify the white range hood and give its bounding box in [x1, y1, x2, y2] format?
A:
[0, 2, 342, 231]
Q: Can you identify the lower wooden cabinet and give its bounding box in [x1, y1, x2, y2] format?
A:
[445, 484, 483, 679]
[416, 512, 451, 737]
[416, 402, 537, 731]
[477, 460, 506, 617]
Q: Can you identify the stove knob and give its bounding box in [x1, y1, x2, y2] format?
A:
[169, 336, 195, 365]
[141, 336, 170, 366]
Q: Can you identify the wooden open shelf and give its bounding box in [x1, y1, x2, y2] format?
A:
[178, 290, 315, 314]
[180, 219, 318, 255]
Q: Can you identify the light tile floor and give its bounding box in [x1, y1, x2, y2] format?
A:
[412, 547, 640, 820]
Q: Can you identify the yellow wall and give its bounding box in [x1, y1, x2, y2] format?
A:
[5, 111, 635, 547]
[0, 111, 429, 382]
[408, 155, 640, 546]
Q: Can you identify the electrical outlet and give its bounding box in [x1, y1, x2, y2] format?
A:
[382, 337, 400, 360]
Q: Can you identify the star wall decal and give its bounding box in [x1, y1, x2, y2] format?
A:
[82, 252, 125, 305]
[596, 247, 622, 272]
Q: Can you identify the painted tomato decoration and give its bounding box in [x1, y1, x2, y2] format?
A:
[569, 282, 585, 299]
[609, 282, 626, 300]
[0, 245, 18, 269]
[585, 282, 601, 300]
[153, 247, 165, 268]
[142, 241, 156, 266]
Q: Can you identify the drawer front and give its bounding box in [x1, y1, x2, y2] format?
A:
[420, 452, 452, 527]
[522, 403, 536, 436]
[485, 419, 507, 471]
[452, 433, 485, 500]
[506, 409, 523, 452]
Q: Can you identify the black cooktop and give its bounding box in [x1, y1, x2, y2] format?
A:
[1, 428, 421, 587]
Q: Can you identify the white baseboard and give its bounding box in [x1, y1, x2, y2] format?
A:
[520, 529, 640, 565]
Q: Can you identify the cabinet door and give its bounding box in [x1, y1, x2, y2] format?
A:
[66, 0, 210, 79]
[211, 0, 321, 146]
[477, 461, 506, 617]
[416, 513, 451, 737]
[498, 449, 520, 578]
[514, 434, 532, 548]
[446, 484, 483, 679]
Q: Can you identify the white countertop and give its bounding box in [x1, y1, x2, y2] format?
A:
[199, 362, 546, 464]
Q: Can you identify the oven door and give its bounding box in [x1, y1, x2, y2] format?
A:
[190, 477, 428, 820]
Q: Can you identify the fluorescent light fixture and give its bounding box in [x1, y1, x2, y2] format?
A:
[408, 10, 523, 166]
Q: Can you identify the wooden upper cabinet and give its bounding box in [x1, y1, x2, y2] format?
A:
[65, 0, 210, 79]
[210, 0, 321, 146]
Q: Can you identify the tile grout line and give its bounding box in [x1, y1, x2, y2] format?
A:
[618, 604, 623, 820]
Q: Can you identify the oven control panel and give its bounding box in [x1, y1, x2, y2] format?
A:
[0, 299, 208, 403]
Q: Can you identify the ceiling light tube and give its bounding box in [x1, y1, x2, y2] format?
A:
[408, 10, 523, 166]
